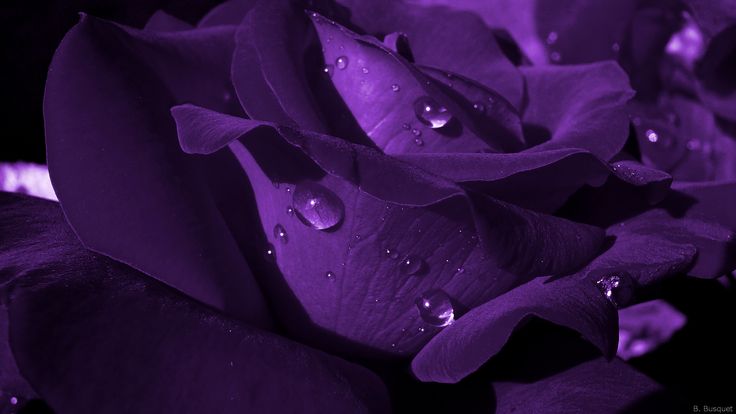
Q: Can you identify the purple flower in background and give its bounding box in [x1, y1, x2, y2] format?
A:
[1, 0, 735, 412]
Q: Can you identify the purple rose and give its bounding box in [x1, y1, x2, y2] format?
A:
[2, 0, 735, 412]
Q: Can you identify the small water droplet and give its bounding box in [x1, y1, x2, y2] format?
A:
[292, 182, 345, 230]
[411, 128, 422, 137]
[546, 31, 558, 45]
[265, 244, 276, 260]
[418, 327, 425, 333]
[273, 224, 288, 244]
[335, 56, 349, 70]
[385, 248, 400, 259]
[399, 255, 425, 275]
[414, 137, 424, 146]
[391, 343, 397, 348]
[10, 397, 18, 406]
[455, 267, 465, 275]
[686, 139, 701, 151]
[645, 129, 659, 143]
[595, 273, 634, 308]
[286, 206, 294, 216]
[402, 123, 411, 130]
[472, 102, 486, 113]
[413, 96, 453, 129]
[325, 270, 336, 281]
[391, 83, 400, 92]
[612, 42, 620, 52]
[550, 51, 561, 62]
[285, 186, 292, 193]
[323, 64, 334, 77]
[361, 67, 369, 74]
[415, 290, 455, 327]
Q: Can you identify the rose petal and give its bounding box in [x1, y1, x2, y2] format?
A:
[172, 104, 606, 353]
[493, 358, 668, 413]
[198, 0, 257, 28]
[411, 217, 697, 383]
[311, 13, 516, 154]
[336, 0, 524, 106]
[617, 300, 686, 360]
[521, 61, 635, 161]
[0, 192, 389, 414]
[668, 181, 736, 230]
[683, 0, 736, 36]
[144, 10, 192, 32]
[696, 24, 736, 123]
[44, 16, 268, 325]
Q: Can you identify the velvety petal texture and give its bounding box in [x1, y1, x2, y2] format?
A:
[0, 192, 389, 414]
[172, 104, 606, 354]
[44, 16, 269, 326]
[411, 212, 699, 383]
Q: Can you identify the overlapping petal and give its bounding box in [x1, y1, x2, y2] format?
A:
[44, 16, 269, 325]
[0, 192, 389, 414]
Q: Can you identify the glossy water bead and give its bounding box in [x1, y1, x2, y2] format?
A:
[413, 96, 453, 129]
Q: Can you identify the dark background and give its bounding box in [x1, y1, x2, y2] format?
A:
[2, 0, 735, 411]
[1, 0, 223, 163]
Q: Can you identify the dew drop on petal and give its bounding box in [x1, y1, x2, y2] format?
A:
[273, 224, 288, 244]
[325, 271, 336, 281]
[391, 83, 400, 92]
[292, 182, 345, 230]
[361, 67, 369, 74]
[10, 397, 18, 406]
[645, 129, 659, 143]
[286, 206, 294, 216]
[550, 51, 561, 62]
[384, 248, 400, 259]
[413, 96, 453, 129]
[546, 31, 558, 45]
[399, 255, 425, 275]
[335, 55, 349, 70]
[411, 128, 422, 137]
[416, 290, 455, 327]
[472, 102, 486, 113]
[264, 244, 276, 261]
[414, 137, 424, 146]
[595, 273, 635, 308]
[323, 64, 334, 77]
[402, 123, 411, 130]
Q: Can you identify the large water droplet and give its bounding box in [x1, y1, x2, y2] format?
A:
[292, 182, 345, 230]
[413, 96, 453, 129]
[415, 290, 455, 327]
[399, 255, 425, 275]
[335, 56, 349, 70]
[273, 224, 288, 244]
[595, 273, 634, 308]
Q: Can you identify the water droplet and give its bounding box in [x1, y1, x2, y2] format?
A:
[595, 273, 634, 308]
[402, 123, 411, 130]
[384, 248, 400, 259]
[10, 397, 18, 405]
[265, 244, 276, 260]
[391, 83, 400, 92]
[612, 42, 620, 53]
[286, 206, 294, 216]
[285, 186, 292, 193]
[361, 67, 369, 74]
[645, 129, 659, 143]
[416, 290, 455, 327]
[550, 51, 561, 62]
[686, 139, 701, 151]
[472, 102, 486, 113]
[413, 96, 453, 129]
[273, 224, 288, 244]
[399, 255, 425, 275]
[414, 137, 424, 146]
[323, 64, 334, 77]
[411, 128, 422, 137]
[325, 271, 336, 281]
[418, 327, 425, 333]
[292, 182, 345, 230]
[391, 343, 397, 348]
[546, 31, 558, 45]
[335, 56, 349, 70]
[455, 267, 465, 275]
